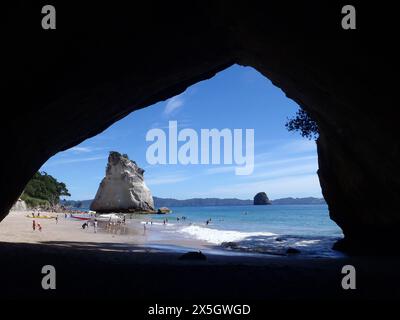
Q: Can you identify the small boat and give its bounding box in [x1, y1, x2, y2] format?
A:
[70, 213, 92, 220]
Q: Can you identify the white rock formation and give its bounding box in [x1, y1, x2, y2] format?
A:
[10, 198, 27, 211]
[90, 152, 154, 213]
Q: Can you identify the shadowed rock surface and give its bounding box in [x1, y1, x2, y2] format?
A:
[254, 192, 272, 205]
[179, 251, 207, 261]
[2, 2, 399, 253]
[90, 152, 154, 213]
[1, 241, 400, 300]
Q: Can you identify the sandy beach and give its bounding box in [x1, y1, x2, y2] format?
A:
[0, 210, 136, 244]
[0, 210, 211, 252]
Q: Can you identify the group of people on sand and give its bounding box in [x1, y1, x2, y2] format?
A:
[31, 213, 59, 232]
[30, 211, 41, 218]
[32, 220, 42, 232]
[105, 219, 126, 235]
[81, 217, 128, 235]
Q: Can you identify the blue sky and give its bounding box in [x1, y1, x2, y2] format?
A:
[40, 65, 322, 200]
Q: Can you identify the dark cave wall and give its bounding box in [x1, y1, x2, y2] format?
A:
[228, 2, 400, 250]
[3, 1, 399, 251]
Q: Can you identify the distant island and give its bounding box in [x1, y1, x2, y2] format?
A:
[61, 196, 326, 209]
[253, 192, 272, 205]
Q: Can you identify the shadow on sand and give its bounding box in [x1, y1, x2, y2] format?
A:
[0, 241, 399, 300]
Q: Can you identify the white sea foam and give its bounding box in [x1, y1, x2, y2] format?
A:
[178, 225, 276, 244]
[293, 240, 321, 246]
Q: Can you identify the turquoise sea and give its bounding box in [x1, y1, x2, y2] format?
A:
[147, 204, 345, 257]
[74, 204, 344, 257]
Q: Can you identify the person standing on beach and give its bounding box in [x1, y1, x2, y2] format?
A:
[37, 223, 42, 232]
[55, 216, 58, 224]
[94, 219, 98, 233]
[143, 224, 146, 235]
[32, 220, 36, 231]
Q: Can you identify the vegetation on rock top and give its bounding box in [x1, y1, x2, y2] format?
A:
[21, 172, 70, 208]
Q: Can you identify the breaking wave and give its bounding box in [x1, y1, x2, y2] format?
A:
[178, 225, 276, 245]
[177, 225, 343, 257]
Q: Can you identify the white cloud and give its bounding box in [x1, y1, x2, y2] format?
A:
[164, 94, 184, 115]
[45, 156, 107, 166]
[69, 147, 92, 153]
[275, 139, 317, 154]
[150, 118, 192, 130]
[248, 163, 317, 180]
[203, 174, 322, 199]
[255, 139, 316, 160]
[203, 155, 317, 176]
[146, 174, 189, 186]
[256, 155, 317, 167]
[196, 139, 320, 198]
[203, 166, 236, 175]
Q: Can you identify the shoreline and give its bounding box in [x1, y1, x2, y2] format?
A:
[0, 210, 344, 258]
[0, 210, 342, 258]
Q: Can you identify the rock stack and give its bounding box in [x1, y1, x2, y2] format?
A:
[90, 152, 154, 213]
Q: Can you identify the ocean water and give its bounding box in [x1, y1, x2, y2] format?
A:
[147, 205, 345, 258]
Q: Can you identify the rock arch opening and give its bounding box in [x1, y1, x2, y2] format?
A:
[10, 65, 342, 257]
